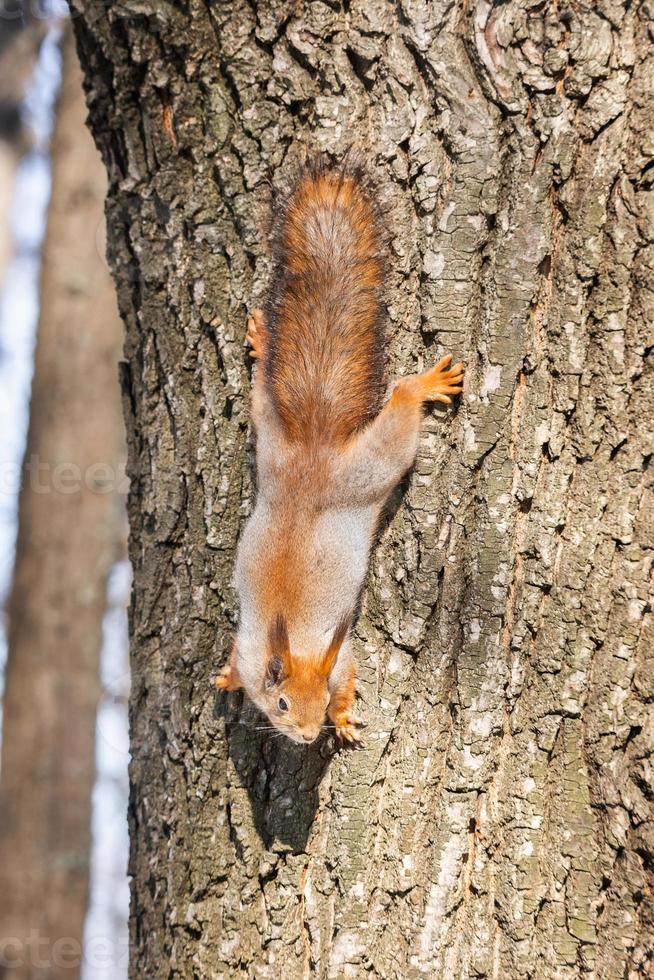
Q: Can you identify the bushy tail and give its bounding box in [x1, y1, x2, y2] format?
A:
[265, 158, 385, 447]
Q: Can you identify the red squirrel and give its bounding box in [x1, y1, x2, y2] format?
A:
[215, 160, 464, 745]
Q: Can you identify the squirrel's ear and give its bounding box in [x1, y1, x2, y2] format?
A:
[321, 613, 351, 677]
[265, 614, 290, 689]
[264, 654, 286, 690]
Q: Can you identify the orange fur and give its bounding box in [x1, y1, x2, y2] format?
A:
[256, 612, 360, 741]
[286, 656, 328, 696]
[327, 661, 360, 742]
[215, 643, 242, 691]
[221, 160, 465, 746]
[259, 614, 353, 742]
[327, 664, 356, 718]
[266, 166, 384, 447]
[266, 613, 350, 692]
[256, 528, 309, 621]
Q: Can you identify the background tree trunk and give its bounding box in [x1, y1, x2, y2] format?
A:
[0, 7, 46, 285]
[0, 26, 125, 978]
[71, 2, 653, 977]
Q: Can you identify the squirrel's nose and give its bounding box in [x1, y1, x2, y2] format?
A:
[302, 731, 318, 743]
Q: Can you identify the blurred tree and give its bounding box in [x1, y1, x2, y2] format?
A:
[0, 24, 124, 979]
[0, 4, 45, 284]
[71, 2, 652, 978]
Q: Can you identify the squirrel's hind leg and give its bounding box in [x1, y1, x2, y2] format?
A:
[245, 310, 291, 476]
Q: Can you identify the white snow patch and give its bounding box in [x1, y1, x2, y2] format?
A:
[438, 200, 456, 232]
[463, 420, 477, 452]
[480, 364, 501, 399]
[350, 880, 365, 899]
[330, 929, 366, 971]
[563, 321, 584, 372]
[418, 835, 462, 963]
[470, 712, 493, 739]
[534, 422, 550, 447]
[423, 249, 445, 278]
[468, 618, 481, 642]
[83, 561, 131, 980]
[463, 744, 485, 771]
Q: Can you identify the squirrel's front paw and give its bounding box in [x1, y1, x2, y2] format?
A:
[421, 353, 465, 405]
[246, 308, 267, 360]
[214, 663, 241, 692]
[332, 712, 365, 745]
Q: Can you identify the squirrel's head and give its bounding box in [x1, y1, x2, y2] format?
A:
[260, 613, 349, 744]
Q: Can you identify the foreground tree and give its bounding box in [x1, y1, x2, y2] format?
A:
[0, 27, 125, 978]
[71, 2, 652, 977]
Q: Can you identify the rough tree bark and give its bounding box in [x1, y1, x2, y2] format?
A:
[0, 27, 125, 979]
[71, 2, 652, 978]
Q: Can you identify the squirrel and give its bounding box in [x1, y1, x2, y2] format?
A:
[215, 159, 464, 745]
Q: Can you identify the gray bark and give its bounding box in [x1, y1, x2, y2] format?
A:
[70, 2, 653, 977]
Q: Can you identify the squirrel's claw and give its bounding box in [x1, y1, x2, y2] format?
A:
[214, 663, 241, 692]
[332, 713, 365, 745]
[246, 308, 267, 360]
[421, 356, 465, 404]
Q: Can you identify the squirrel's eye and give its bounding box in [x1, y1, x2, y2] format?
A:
[278, 696, 289, 712]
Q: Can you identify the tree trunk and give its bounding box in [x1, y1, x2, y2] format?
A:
[0, 11, 46, 284]
[0, 26, 125, 979]
[70, 3, 653, 977]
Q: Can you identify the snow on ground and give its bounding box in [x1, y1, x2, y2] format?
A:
[82, 560, 131, 980]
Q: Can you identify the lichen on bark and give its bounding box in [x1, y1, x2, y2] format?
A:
[71, 2, 653, 977]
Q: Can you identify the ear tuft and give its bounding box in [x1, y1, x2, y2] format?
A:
[321, 613, 352, 676]
[269, 613, 289, 659]
[265, 614, 290, 690]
